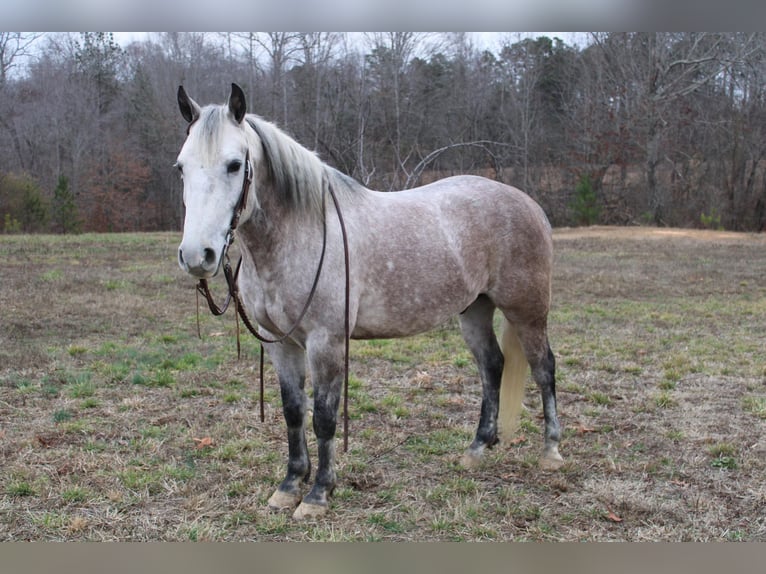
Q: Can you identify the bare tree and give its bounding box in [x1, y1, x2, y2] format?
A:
[0, 33, 43, 173]
[363, 33, 437, 188]
[253, 32, 303, 125]
[3, 32, 766, 232]
[590, 32, 752, 224]
[0, 32, 41, 86]
[292, 33, 341, 149]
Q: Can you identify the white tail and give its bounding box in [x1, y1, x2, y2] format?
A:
[497, 318, 528, 441]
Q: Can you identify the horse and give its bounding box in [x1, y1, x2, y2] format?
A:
[174, 83, 563, 520]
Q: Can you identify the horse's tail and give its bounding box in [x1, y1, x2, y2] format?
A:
[497, 318, 528, 441]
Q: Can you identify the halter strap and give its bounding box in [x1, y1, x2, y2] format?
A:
[228, 149, 252, 238]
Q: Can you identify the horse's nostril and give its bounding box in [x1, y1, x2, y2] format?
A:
[178, 248, 186, 267]
[203, 248, 217, 267]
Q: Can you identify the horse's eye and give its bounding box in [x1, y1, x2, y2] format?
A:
[227, 161, 242, 174]
[174, 162, 183, 176]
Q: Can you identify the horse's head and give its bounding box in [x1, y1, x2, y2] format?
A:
[175, 83, 255, 278]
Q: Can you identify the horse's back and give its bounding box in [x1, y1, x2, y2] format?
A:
[399, 174, 549, 231]
[384, 174, 553, 268]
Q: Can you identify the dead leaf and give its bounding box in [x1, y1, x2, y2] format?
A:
[605, 506, 623, 523]
[193, 436, 214, 449]
[577, 425, 597, 434]
[507, 435, 527, 446]
[35, 432, 63, 448]
[670, 479, 689, 488]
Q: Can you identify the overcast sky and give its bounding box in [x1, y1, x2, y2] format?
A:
[111, 32, 590, 51]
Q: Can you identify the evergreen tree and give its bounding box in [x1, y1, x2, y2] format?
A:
[571, 174, 601, 226]
[52, 175, 81, 234]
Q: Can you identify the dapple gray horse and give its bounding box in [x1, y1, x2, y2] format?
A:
[175, 83, 563, 519]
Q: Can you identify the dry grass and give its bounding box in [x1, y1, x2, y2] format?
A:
[1, 227, 765, 540]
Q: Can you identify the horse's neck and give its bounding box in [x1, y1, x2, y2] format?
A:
[239, 192, 322, 267]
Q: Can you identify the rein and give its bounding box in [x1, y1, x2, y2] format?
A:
[195, 153, 352, 452]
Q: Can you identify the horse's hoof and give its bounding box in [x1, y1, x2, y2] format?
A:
[460, 449, 483, 469]
[267, 489, 301, 511]
[539, 446, 564, 470]
[292, 501, 328, 520]
[460, 452, 481, 469]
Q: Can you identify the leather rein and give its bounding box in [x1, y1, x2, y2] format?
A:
[194, 148, 352, 452]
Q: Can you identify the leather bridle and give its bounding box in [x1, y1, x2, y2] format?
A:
[194, 149, 352, 452]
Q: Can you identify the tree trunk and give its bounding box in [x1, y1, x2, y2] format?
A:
[646, 116, 664, 225]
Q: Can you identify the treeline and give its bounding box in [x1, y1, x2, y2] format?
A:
[1, 32, 766, 232]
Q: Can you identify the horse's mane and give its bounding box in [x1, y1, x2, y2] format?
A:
[247, 114, 368, 220]
[244, 115, 329, 215]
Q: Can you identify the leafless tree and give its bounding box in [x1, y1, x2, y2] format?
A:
[2, 32, 766, 232]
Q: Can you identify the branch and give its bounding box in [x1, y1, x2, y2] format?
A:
[404, 140, 517, 189]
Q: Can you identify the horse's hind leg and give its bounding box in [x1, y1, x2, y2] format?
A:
[458, 295, 504, 468]
[514, 320, 563, 469]
[266, 340, 311, 511]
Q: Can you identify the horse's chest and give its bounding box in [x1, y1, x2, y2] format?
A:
[239, 274, 292, 338]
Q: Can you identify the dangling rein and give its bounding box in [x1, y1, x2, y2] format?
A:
[194, 152, 352, 452]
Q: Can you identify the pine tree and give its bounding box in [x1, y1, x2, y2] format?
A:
[571, 174, 601, 226]
[53, 175, 81, 234]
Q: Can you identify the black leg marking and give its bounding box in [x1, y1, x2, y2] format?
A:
[292, 335, 345, 518]
[265, 341, 310, 509]
[459, 296, 504, 460]
[302, 368, 342, 507]
[528, 337, 563, 467]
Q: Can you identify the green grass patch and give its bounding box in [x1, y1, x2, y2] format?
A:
[67, 345, 88, 357]
[67, 378, 96, 398]
[40, 269, 63, 282]
[708, 443, 738, 470]
[406, 428, 471, 458]
[742, 396, 766, 419]
[52, 409, 74, 423]
[6, 481, 36, 497]
[654, 391, 677, 409]
[62, 486, 90, 503]
[367, 512, 407, 533]
[103, 279, 130, 291]
[711, 456, 738, 470]
[588, 391, 611, 406]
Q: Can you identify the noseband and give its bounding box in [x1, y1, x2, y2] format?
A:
[194, 149, 352, 451]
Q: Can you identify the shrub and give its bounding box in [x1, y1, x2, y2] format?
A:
[571, 174, 601, 226]
[0, 172, 48, 232]
[700, 210, 723, 231]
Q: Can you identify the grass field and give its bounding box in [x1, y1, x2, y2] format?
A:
[1, 227, 765, 541]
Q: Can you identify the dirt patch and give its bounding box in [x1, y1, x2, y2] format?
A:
[555, 225, 766, 243]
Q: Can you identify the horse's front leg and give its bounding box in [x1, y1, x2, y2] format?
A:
[265, 340, 311, 511]
[293, 333, 345, 520]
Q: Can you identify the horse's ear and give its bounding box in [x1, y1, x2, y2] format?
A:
[228, 83, 247, 124]
[178, 85, 200, 124]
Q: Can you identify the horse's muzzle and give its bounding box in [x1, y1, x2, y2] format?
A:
[178, 244, 221, 278]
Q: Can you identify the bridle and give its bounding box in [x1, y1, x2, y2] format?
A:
[195, 148, 253, 323]
[194, 147, 352, 452]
